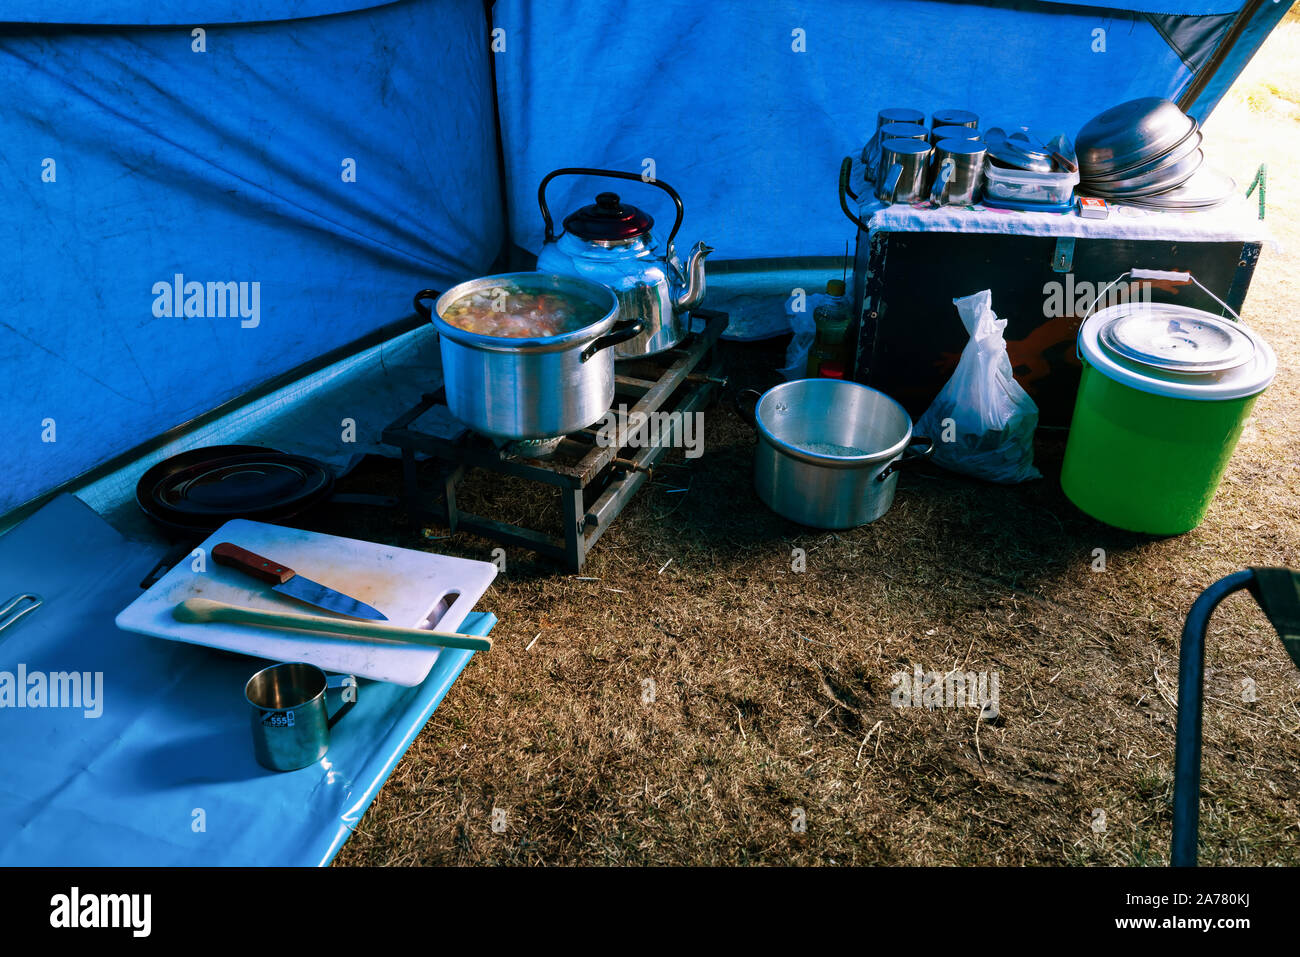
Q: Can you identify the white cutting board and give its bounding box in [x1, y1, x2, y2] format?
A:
[115, 519, 498, 686]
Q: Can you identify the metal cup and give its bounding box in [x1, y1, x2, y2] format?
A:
[880, 122, 930, 143]
[877, 138, 933, 203]
[245, 662, 358, 772]
[930, 124, 981, 145]
[864, 119, 928, 171]
[931, 109, 979, 129]
[876, 108, 925, 129]
[929, 139, 987, 206]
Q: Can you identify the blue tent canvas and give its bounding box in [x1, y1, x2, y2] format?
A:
[1, 0, 1290, 516]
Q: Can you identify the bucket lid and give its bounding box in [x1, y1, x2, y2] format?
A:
[1101, 306, 1255, 372]
[1080, 302, 1275, 401]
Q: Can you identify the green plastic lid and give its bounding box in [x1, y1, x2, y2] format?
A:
[825, 279, 846, 297]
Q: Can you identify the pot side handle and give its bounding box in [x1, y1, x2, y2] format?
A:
[730, 388, 763, 431]
[413, 289, 440, 321]
[877, 436, 935, 482]
[580, 318, 646, 362]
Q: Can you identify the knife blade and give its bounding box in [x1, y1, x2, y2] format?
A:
[211, 542, 388, 621]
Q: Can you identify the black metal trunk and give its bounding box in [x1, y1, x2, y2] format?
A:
[850, 229, 1262, 427]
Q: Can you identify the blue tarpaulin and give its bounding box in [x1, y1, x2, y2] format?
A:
[1, 0, 1290, 514]
[492, 0, 1287, 264]
[1, 0, 503, 516]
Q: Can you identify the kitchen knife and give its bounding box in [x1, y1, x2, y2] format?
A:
[211, 542, 388, 621]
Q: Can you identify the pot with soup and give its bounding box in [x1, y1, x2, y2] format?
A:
[413, 273, 642, 440]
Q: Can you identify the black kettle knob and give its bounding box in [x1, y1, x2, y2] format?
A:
[594, 192, 622, 213]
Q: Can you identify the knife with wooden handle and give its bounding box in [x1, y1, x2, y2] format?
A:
[173, 598, 492, 652]
[212, 542, 389, 621]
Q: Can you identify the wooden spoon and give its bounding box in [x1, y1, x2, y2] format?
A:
[173, 598, 493, 652]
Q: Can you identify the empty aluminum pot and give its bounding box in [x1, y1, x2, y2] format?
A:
[877, 138, 933, 203]
[932, 109, 979, 129]
[930, 139, 987, 205]
[748, 379, 933, 529]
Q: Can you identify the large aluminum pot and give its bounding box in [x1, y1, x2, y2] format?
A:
[413, 273, 643, 440]
[748, 379, 933, 528]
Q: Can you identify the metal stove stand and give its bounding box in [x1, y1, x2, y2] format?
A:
[382, 310, 728, 571]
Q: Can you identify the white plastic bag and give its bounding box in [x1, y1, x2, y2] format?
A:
[778, 292, 827, 380]
[914, 290, 1041, 484]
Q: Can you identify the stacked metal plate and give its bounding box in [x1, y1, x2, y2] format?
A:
[1076, 97, 1236, 210]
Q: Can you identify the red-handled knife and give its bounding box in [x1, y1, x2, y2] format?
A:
[211, 542, 388, 621]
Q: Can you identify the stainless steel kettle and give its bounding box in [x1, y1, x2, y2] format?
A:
[535, 167, 712, 358]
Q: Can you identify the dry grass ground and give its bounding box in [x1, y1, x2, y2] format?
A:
[328, 24, 1300, 866]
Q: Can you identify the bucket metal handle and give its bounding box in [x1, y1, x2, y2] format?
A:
[1081, 269, 1243, 326]
[1078, 268, 1245, 361]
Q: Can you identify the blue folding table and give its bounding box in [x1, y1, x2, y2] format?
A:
[0, 495, 490, 865]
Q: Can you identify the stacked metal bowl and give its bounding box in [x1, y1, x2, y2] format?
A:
[1076, 98, 1235, 211]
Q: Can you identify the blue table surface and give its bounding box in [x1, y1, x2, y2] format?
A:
[0, 496, 492, 866]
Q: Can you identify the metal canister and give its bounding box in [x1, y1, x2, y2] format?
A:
[930, 124, 981, 145]
[877, 138, 933, 203]
[879, 122, 929, 143]
[931, 109, 979, 129]
[876, 107, 925, 129]
[929, 139, 987, 206]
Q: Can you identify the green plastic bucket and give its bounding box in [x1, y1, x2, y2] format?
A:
[1062, 290, 1275, 535]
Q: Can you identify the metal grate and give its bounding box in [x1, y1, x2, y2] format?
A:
[382, 311, 728, 571]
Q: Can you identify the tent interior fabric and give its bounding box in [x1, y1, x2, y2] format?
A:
[1, 0, 1290, 517]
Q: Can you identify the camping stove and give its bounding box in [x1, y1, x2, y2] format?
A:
[382, 310, 727, 571]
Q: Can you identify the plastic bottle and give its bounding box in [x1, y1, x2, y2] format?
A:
[806, 280, 851, 378]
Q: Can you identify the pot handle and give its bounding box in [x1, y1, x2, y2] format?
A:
[731, 387, 763, 429]
[413, 288, 439, 321]
[539, 168, 685, 249]
[580, 318, 646, 362]
[876, 436, 934, 482]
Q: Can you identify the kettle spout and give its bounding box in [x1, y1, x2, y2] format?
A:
[673, 241, 714, 312]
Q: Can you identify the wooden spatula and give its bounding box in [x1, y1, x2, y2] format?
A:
[173, 598, 492, 652]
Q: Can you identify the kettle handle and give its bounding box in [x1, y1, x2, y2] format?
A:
[539, 167, 684, 249]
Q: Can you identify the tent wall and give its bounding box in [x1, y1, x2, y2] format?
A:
[0, 0, 503, 516]
[2, 0, 1289, 517]
[1180, 0, 1296, 117]
[490, 0, 1277, 263]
